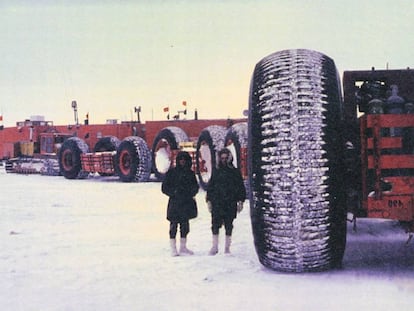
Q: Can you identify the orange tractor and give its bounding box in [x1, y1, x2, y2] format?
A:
[1, 115, 247, 189]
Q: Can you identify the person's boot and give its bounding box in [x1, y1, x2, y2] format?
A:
[224, 235, 232, 254]
[209, 234, 219, 255]
[179, 238, 194, 255]
[170, 238, 179, 257]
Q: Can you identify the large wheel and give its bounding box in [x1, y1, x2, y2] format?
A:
[152, 127, 189, 181]
[115, 136, 152, 182]
[196, 125, 226, 190]
[225, 122, 247, 170]
[248, 49, 347, 272]
[58, 137, 89, 179]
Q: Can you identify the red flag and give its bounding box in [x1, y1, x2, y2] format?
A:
[163, 107, 169, 112]
[182, 101, 187, 106]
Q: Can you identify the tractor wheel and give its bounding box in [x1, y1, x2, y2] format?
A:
[152, 126, 189, 181]
[225, 122, 247, 170]
[115, 136, 152, 182]
[196, 125, 226, 190]
[58, 137, 89, 179]
[248, 49, 347, 272]
[93, 136, 121, 152]
[93, 136, 121, 176]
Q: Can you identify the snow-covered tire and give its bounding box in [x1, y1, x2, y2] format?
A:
[225, 122, 247, 170]
[196, 125, 226, 190]
[248, 49, 347, 272]
[152, 127, 189, 181]
[93, 136, 121, 152]
[58, 137, 90, 179]
[115, 136, 152, 182]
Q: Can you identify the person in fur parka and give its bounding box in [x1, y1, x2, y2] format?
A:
[162, 151, 199, 256]
[206, 148, 246, 255]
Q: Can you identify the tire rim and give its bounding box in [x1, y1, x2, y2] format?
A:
[154, 139, 172, 174]
[225, 141, 238, 168]
[119, 149, 131, 176]
[198, 141, 212, 183]
[61, 149, 74, 171]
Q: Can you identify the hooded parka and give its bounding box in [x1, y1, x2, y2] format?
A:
[206, 151, 246, 219]
[162, 151, 199, 222]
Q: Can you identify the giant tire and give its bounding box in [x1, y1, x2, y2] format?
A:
[115, 136, 152, 182]
[58, 137, 89, 179]
[196, 125, 226, 190]
[248, 49, 347, 272]
[225, 122, 247, 170]
[152, 126, 189, 181]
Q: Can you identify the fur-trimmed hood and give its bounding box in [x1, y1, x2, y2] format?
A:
[176, 151, 193, 169]
[217, 148, 234, 169]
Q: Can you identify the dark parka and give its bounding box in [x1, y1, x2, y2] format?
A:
[206, 158, 246, 218]
[162, 151, 199, 222]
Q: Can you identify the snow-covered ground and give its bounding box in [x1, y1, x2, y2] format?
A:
[1, 168, 413, 311]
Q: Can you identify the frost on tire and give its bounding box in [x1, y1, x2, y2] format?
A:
[248, 49, 347, 272]
[196, 125, 226, 190]
[58, 137, 90, 179]
[115, 136, 152, 182]
[152, 127, 189, 181]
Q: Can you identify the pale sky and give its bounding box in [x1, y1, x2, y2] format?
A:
[1, 0, 413, 126]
